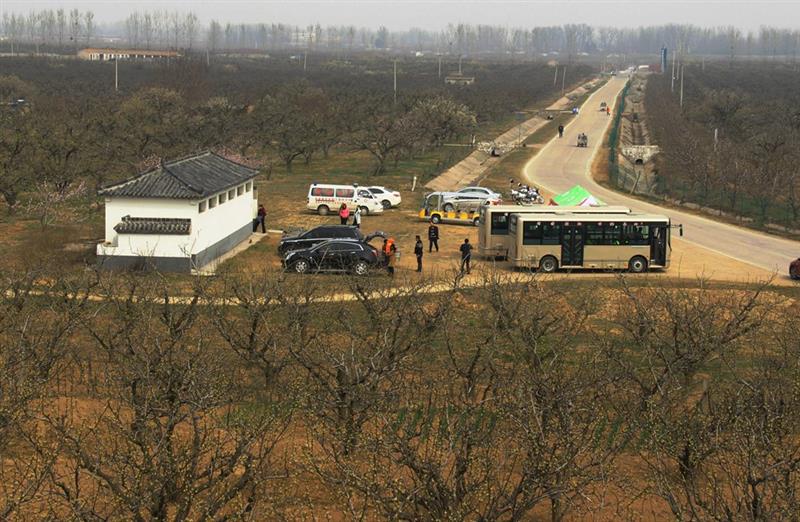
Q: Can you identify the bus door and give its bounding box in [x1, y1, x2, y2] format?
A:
[561, 224, 584, 266]
[650, 225, 668, 266]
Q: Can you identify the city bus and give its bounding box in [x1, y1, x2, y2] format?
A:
[506, 211, 671, 273]
[477, 205, 633, 259]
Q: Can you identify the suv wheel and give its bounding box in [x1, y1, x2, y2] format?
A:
[381, 199, 392, 210]
[317, 205, 329, 216]
[539, 256, 558, 273]
[292, 259, 310, 274]
[353, 260, 369, 276]
[628, 256, 648, 273]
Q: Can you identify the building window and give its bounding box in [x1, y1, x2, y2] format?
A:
[245, 182, 252, 192]
[208, 197, 216, 209]
[237, 185, 244, 196]
[219, 192, 227, 204]
[198, 201, 207, 213]
[228, 189, 235, 200]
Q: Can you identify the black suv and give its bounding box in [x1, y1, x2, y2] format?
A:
[278, 225, 363, 256]
[283, 240, 381, 275]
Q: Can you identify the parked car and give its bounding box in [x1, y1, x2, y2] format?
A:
[278, 225, 385, 256]
[455, 186, 502, 199]
[790, 258, 800, 279]
[283, 239, 382, 275]
[427, 187, 502, 213]
[306, 183, 384, 216]
[366, 186, 402, 209]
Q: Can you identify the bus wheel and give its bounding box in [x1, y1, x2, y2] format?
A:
[317, 205, 330, 216]
[443, 203, 455, 213]
[628, 256, 648, 273]
[431, 214, 442, 224]
[539, 256, 558, 273]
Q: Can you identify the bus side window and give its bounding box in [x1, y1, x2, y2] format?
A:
[606, 223, 622, 245]
[585, 224, 603, 245]
[623, 224, 649, 245]
[541, 224, 560, 245]
[522, 222, 543, 245]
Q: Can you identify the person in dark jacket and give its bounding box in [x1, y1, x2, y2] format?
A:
[459, 238, 473, 274]
[414, 236, 423, 272]
[558, 124, 564, 138]
[428, 222, 439, 253]
[253, 204, 266, 233]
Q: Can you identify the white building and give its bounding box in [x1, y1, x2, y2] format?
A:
[78, 48, 181, 61]
[96, 151, 259, 272]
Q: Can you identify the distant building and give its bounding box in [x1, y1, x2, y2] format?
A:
[444, 74, 475, 86]
[77, 48, 181, 61]
[96, 151, 259, 273]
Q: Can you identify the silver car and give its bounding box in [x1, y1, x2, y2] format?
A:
[426, 187, 502, 213]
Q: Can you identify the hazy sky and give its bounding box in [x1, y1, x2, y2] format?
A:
[2, 0, 799, 31]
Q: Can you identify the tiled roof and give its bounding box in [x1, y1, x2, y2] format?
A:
[99, 151, 258, 200]
[114, 216, 191, 235]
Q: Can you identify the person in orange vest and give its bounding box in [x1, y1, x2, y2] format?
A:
[338, 203, 350, 225]
[383, 238, 397, 276]
[606, 106, 611, 116]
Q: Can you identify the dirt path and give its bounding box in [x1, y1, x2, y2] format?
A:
[522, 73, 800, 277]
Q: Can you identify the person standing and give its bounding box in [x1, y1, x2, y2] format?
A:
[459, 238, 473, 275]
[338, 204, 350, 225]
[253, 204, 266, 233]
[414, 235, 423, 272]
[558, 124, 564, 138]
[428, 221, 439, 253]
[606, 106, 611, 116]
[385, 239, 397, 277]
[352, 206, 362, 229]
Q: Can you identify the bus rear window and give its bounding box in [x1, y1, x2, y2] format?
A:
[491, 213, 509, 235]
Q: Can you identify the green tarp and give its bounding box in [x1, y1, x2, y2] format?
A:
[550, 185, 604, 207]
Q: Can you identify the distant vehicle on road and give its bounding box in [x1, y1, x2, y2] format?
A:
[790, 258, 800, 279]
[365, 186, 402, 209]
[282, 239, 382, 275]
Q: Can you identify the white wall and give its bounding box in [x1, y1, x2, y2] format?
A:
[97, 180, 258, 259]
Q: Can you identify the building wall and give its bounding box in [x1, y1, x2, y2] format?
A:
[96, 180, 258, 266]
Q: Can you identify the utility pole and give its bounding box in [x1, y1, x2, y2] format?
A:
[115, 58, 118, 92]
[671, 48, 676, 92]
[438, 55, 442, 78]
[714, 128, 719, 152]
[393, 59, 397, 104]
[303, 50, 307, 72]
[206, 49, 210, 67]
[561, 66, 567, 95]
[458, 55, 462, 75]
[679, 64, 685, 109]
[553, 65, 558, 86]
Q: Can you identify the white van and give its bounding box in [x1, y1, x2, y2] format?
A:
[306, 183, 385, 216]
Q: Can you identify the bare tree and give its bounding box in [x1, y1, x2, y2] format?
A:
[45, 277, 294, 520]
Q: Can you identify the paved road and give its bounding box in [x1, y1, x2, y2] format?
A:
[523, 74, 800, 274]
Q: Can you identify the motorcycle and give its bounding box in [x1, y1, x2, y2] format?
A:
[511, 187, 544, 205]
